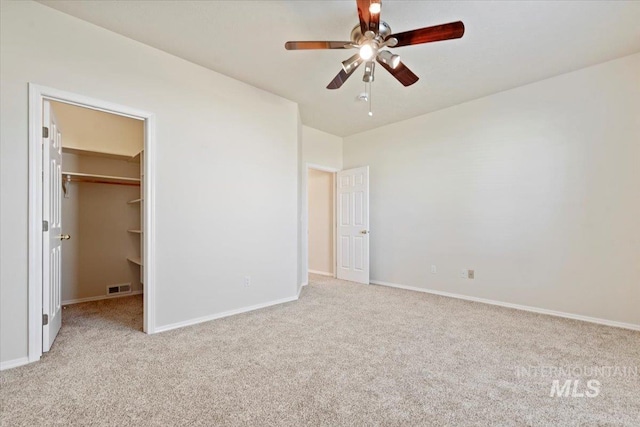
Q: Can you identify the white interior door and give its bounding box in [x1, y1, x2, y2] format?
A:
[42, 100, 63, 352]
[336, 166, 369, 284]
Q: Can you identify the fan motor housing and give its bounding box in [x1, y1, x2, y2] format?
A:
[350, 21, 392, 43]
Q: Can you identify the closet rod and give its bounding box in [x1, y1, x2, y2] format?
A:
[65, 177, 140, 186]
[63, 172, 141, 186]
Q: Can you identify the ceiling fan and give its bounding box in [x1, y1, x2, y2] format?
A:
[285, 0, 465, 90]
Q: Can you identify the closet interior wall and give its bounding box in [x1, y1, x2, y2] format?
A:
[61, 153, 142, 302]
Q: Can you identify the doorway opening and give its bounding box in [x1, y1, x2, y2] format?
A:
[52, 100, 144, 346]
[28, 84, 156, 364]
[303, 164, 370, 286]
[307, 167, 336, 278]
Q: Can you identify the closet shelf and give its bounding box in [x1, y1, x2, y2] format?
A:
[127, 229, 143, 234]
[127, 257, 142, 266]
[63, 147, 134, 161]
[129, 151, 142, 164]
[127, 198, 143, 204]
[63, 172, 141, 186]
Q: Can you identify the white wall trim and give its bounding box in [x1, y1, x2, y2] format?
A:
[62, 291, 143, 306]
[155, 295, 299, 333]
[0, 357, 30, 372]
[28, 83, 157, 366]
[306, 163, 341, 173]
[143, 113, 157, 334]
[27, 84, 43, 364]
[308, 270, 333, 277]
[298, 281, 308, 300]
[371, 280, 640, 331]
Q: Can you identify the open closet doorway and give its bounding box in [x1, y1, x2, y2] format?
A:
[307, 167, 336, 278]
[304, 164, 370, 286]
[28, 84, 156, 363]
[50, 100, 144, 348]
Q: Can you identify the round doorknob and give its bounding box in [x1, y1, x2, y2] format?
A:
[59, 234, 71, 240]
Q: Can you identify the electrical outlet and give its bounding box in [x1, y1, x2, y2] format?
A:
[468, 270, 475, 279]
[244, 276, 251, 287]
[431, 265, 437, 274]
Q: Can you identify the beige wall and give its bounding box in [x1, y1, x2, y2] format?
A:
[308, 169, 334, 275]
[1, 1, 298, 365]
[61, 154, 141, 301]
[302, 125, 343, 170]
[343, 53, 640, 327]
[52, 101, 143, 157]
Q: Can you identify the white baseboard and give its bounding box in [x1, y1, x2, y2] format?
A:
[297, 282, 308, 298]
[371, 280, 640, 332]
[0, 357, 30, 371]
[155, 294, 299, 333]
[62, 290, 143, 306]
[308, 270, 333, 277]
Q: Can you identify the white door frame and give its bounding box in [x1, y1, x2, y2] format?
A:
[27, 83, 157, 363]
[303, 163, 340, 282]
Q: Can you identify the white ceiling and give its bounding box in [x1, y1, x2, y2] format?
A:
[38, 1, 640, 137]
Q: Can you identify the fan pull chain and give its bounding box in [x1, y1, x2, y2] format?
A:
[368, 81, 373, 117]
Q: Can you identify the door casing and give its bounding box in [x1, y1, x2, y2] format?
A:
[27, 83, 157, 364]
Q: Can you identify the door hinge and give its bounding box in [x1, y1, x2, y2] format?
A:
[42, 127, 49, 138]
[43, 220, 49, 232]
[42, 314, 49, 326]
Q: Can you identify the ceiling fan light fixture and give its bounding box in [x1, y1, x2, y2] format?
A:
[363, 61, 375, 83]
[359, 43, 376, 61]
[284, 0, 465, 95]
[341, 54, 362, 73]
[378, 50, 400, 69]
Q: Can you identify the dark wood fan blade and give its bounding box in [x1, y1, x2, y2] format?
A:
[376, 58, 419, 86]
[327, 61, 362, 89]
[285, 41, 352, 50]
[356, 0, 382, 34]
[356, 0, 369, 35]
[369, 1, 380, 33]
[389, 21, 465, 47]
[356, 0, 382, 35]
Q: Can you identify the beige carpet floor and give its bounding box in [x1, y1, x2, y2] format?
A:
[1, 275, 639, 426]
